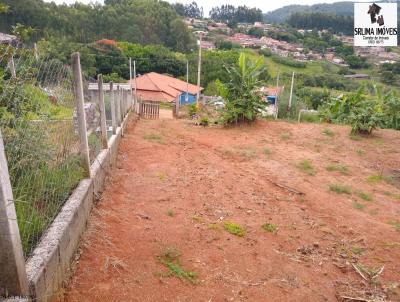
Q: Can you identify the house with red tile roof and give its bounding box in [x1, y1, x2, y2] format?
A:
[128, 72, 203, 104]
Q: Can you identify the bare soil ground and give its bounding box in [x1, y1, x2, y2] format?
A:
[62, 117, 400, 302]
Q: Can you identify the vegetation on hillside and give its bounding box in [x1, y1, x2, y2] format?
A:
[209, 4, 263, 26]
[288, 12, 353, 35]
[0, 0, 194, 52]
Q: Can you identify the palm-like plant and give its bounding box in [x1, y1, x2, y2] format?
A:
[220, 53, 266, 124]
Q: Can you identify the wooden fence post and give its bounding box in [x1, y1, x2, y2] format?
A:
[110, 82, 117, 135]
[97, 74, 108, 149]
[0, 129, 29, 298]
[71, 52, 91, 177]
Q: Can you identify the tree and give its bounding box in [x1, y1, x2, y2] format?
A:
[296, 87, 330, 109]
[345, 55, 369, 69]
[209, 5, 262, 24]
[0, 0, 193, 52]
[168, 19, 194, 52]
[219, 53, 267, 124]
[0, 3, 9, 13]
[248, 27, 264, 38]
[11, 23, 36, 43]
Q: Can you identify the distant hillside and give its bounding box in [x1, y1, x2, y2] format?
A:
[263, 2, 354, 23]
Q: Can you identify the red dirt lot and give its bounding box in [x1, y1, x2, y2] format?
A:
[62, 118, 400, 302]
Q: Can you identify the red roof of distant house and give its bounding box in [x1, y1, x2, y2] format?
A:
[258, 86, 284, 95]
[95, 39, 118, 46]
[129, 72, 203, 102]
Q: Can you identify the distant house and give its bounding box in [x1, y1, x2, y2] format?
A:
[0, 32, 18, 45]
[344, 74, 370, 79]
[128, 72, 203, 105]
[257, 86, 285, 104]
[200, 40, 215, 50]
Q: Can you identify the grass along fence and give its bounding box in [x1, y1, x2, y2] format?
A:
[0, 46, 133, 298]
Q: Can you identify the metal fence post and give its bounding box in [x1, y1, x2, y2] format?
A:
[71, 52, 91, 178]
[110, 82, 117, 135]
[97, 74, 108, 148]
[0, 130, 29, 298]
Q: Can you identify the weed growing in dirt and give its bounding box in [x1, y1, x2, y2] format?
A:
[357, 191, 373, 201]
[356, 149, 366, 156]
[144, 134, 163, 143]
[263, 147, 272, 155]
[280, 132, 291, 140]
[383, 191, 400, 200]
[382, 242, 400, 248]
[261, 222, 278, 233]
[158, 246, 197, 283]
[297, 160, 316, 176]
[367, 174, 394, 185]
[351, 246, 365, 255]
[167, 209, 174, 217]
[388, 220, 400, 231]
[208, 223, 221, 230]
[326, 163, 349, 175]
[156, 172, 167, 181]
[223, 221, 245, 237]
[192, 215, 204, 223]
[353, 263, 384, 280]
[329, 183, 351, 194]
[352, 201, 365, 210]
[238, 148, 257, 160]
[322, 128, 335, 137]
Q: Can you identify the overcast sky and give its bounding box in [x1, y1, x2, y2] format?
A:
[44, 0, 367, 16]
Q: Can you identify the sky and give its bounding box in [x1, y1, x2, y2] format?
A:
[44, 0, 367, 16]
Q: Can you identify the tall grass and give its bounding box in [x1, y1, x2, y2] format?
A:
[3, 120, 84, 256]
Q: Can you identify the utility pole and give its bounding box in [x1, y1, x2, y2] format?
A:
[275, 71, 280, 119]
[288, 72, 295, 112]
[134, 60, 138, 113]
[129, 58, 133, 110]
[196, 32, 203, 107]
[186, 60, 189, 104]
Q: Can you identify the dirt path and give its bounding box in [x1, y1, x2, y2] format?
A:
[63, 118, 400, 302]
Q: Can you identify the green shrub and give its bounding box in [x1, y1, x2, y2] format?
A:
[261, 222, 278, 233]
[259, 48, 272, 57]
[199, 116, 209, 126]
[329, 183, 351, 194]
[348, 99, 384, 134]
[320, 89, 386, 134]
[297, 159, 316, 175]
[188, 104, 197, 117]
[223, 221, 245, 237]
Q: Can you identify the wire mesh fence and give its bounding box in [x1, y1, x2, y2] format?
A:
[0, 43, 84, 258]
[0, 42, 134, 259]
